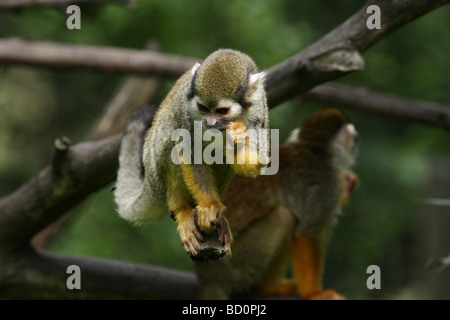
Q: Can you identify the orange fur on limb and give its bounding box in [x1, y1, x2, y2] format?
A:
[292, 234, 344, 300]
[292, 234, 323, 298]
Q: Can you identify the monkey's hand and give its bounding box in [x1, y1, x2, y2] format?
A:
[196, 200, 226, 234]
[340, 171, 359, 206]
[176, 210, 203, 256]
[227, 120, 249, 143]
[226, 120, 264, 178]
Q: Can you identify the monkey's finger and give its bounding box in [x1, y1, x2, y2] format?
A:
[184, 239, 200, 256]
[217, 218, 231, 253]
[191, 236, 203, 253]
[192, 224, 204, 242]
[193, 215, 207, 240]
[183, 241, 191, 254]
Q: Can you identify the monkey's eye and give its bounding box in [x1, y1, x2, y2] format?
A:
[216, 107, 230, 115]
[197, 103, 209, 114]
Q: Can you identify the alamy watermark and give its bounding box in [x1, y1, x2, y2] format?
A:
[66, 265, 81, 290]
[366, 265, 381, 290]
[66, 5, 81, 30]
[170, 121, 279, 175]
[366, 5, 381, 30]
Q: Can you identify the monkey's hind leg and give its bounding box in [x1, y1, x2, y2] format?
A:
[292, 233, 345, 300]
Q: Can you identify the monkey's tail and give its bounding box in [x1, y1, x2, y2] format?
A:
[114, 106, 165, 224]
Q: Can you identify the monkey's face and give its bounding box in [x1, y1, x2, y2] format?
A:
[187, 49, 266, 131]
[193, 98, 244, 131]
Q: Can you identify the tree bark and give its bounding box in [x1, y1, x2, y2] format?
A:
[0, 38, 199, 78]
[303, 83, 450, 131]
[1, 246, 198, 299]
[265, 0, 450, 107]
[0, 135, 121, 252]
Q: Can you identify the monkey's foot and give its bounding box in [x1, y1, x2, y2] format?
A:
[176, 214, 203, 256]
[195, 201, 226, 234]
[308, 289, 346, 300]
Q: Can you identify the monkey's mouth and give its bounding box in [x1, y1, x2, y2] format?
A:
[205, 124, 227, 131]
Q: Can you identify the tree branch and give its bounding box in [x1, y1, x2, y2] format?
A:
[0, 0, 447, 111]
[265, 0, 450, 107]
[0, 246, 198, 299]
[0, 134, 121, 251]
[303, 83, 450, 131]
[0, 0, 128, 9]
[88, 41, 165, 138]
[0, 38, 199, 78]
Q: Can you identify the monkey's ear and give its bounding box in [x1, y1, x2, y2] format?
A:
[247, 72, 266, 99]
[335, 123, 358, 149]
[191, 62, 201, 75]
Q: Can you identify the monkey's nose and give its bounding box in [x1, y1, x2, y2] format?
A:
[205, 117, 219, 127]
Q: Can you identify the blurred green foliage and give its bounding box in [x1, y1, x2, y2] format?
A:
[0, 0, 449, 299]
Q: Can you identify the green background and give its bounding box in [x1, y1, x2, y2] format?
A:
[0, 0, 449, 299]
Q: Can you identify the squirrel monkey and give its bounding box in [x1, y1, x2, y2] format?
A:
[195, 107, 358, 299]
[114, 49, 270, 259]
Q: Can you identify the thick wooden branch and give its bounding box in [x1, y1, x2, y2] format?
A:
[0, 38, 199, 78]
[265, 0, 450, 107]
[0, 0, 127, 9]
[0, 246, 198, 299]
[303, 83, 450, 131]
[0, 134, 121, 251]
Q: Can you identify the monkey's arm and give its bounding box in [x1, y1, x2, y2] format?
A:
[291, 170, 359, 300]
[179, 162, 231, 253]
